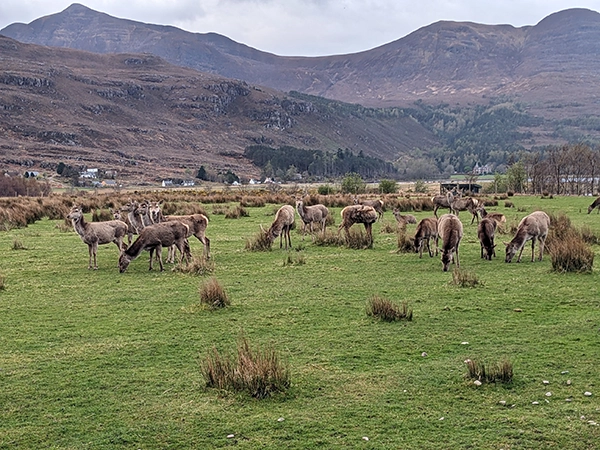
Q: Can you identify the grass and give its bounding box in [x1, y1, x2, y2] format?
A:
[0, 195, 599, 448]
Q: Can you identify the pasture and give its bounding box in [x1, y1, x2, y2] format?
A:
[0, 194, 599, 449]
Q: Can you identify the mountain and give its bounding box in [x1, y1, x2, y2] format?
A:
[0, 35, 436, 183]
[3, 4, 600, 112]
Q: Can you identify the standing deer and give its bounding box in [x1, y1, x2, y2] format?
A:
[477, 217, 497, 260]
[432, 191, 456, 218]
[450, 197, 480, 224]
[295, 198, 329, 239]
[263, 205, 295, 250]
[67, 206, 128, 270]
[505, 211, 550, 263]
[119, 221, 191, 273]
[338, 204, 378, 247]
[392, 208, 417, 225]
[413, 217, 438, 258]
[478, 207, 507, 225]
[438, 213, 463, 271]
[147, 201, 210, 260]
[353, 196, 384, 221]
[587, 197, 600, 214]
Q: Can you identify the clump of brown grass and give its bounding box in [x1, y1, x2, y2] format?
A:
[199, 277, 229, 309]
[0, 273, 5, 291]
[245, 229, 272, 251]
[465, 358, 513, 384]
[451, 267, 482, 288]
[201, 336, 290, 399]
[175, 255, 215, 275]
[313, 229, 345, 247]
[396, 226, 415, 253]
[225, 205, 249, 219]
[504, 201, 514, 208]
[546, 213, 595, 273]
[92, 209, 113, 222]
[366, 296, 413, 322]
[283, 252, 306, 266]
[11, 239, 26, 251]
[379, 220, 396, 234]
[344, 228, 374, 249]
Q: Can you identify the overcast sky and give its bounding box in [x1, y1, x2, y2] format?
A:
[1, 1, 599, 56]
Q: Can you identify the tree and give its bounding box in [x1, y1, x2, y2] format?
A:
[341, 172, 365, 194]
[506, 162, 527, 193]
[196, 165, 208, 181]
[379, 179, 397, 194]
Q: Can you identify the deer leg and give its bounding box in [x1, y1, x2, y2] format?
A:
[455, 246, 460, 268]
[87, 244, 94, 270]
[426, 238, 433, 258]
[156, 245, 164, 271]
[538, 236, 546, 261]
[149, 248, 155, 270]
[531, 238, 536, 262]
[286, 226, 292, 250]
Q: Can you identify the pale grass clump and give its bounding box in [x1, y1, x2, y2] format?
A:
[366, 296, 413, 322]
[396, 226, 415, 253]
[175, 255, 215, 275]
[313, 229, 345, 247]
[379, 220, 397, 234]
[451, 267, 482, 288]
[344, 228, 374, 249]
[465, 358, 513, 384]
[283, 252, 306, 266]
[201, 337, 291, 399]
[547, 213, 595, 273]
[11, 239, 26, 251]
[199, 277, 229, 309]
[245, 229, 272, 251]
[225, 205, 249, 219]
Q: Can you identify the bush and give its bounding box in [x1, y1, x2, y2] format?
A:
[396, 227, 415, 253]
[318, 184, 335, 195]
[313, 229, 345, 247]
[199, 277, 229, 308]
[245, 229, 272, 251]
[546, 219, 595, 273]
[504, 201, 514, 208]
[225, 205, 249, 219]
[343, 228, 373, 249]
[341, 173, 366, 195]
[366, 296, 413, 322]
[413, 180, 428, 193]
[451, 268, 482, 288]
[201, 336, 290, 399]
[92, 209, 113, 222]
[379, 179, 397, 194]
[465, 358, 513, 384]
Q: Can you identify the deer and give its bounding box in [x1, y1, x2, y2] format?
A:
[338, 204, 379, 247]
[147, 201, 210, 261]
[477, 217, 497, 260]
[432, 191, 456, 218]
[67, 205, 128, 270]
[438, 213, 463, 272]
[295, 198, 329, 239]
[118, 200, 146, 244]
[450, 197, 480, 224]
[262, 204, 295, 250]
[119, 221, 191, 273]
[505, 211, 550, 263]
[477, 207, 507, 226]
[392, 208, 417, 225]
[353, 196, 384, 221]
[413, 217, 438, 258]
[587, 196, 600, 214]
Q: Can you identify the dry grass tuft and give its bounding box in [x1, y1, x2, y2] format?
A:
[451, 267, 482, 288]
[313, 229, 346, 247]
[92, 209, 113, 222]
[379, 220, 397, 234]
[225, 205, 249, 219]
[465, 358, 513, 384]
[396, 226, 415, 253]
[174, 255, 215, 275]
[344, 228, 374, 249]
[245, 229, 272, 251]
[11, 239, 26, 251]
[547, 213, 595, 273]
[201, 336, 291, 399]
[199, 277, 229, 309]
[366, 296, 413, 322]
[283, 252, 306, 266]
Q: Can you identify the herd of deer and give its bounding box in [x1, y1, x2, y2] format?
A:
[67, 189, 574, 272]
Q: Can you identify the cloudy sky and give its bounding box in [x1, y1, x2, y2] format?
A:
[1, 1, 599, 56]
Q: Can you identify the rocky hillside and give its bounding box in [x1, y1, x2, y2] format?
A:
[0, 35, 437, 182]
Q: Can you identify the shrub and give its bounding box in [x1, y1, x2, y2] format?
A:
[379, 220, 396, 234]
[283, 252, 306, 266]
[366, 296, 413, 322]
[341, 173, 366, 195]
[504, 201, 514, 208]
[396, 227, 415, 253]
[344, 228, 373, 249]
[379, 179, 397, 194]
[199, 277, 229, 309]
[201, 336, 290, 399]
[313, 229, 345, 247]
[318, 184, 335, 195]
[413, 180, 428, 193]
[451, 268, 482, 288]
[225, 205, 249, 219]
[92, 209, 113, 222]
[245, 229, 272, 251]
[546, 220, 595, 273]
[465, 358, 513, 384]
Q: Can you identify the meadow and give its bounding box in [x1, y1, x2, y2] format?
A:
[0, 193, 599, 449]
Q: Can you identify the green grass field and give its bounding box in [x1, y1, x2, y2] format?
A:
[0, 195, 599, 449]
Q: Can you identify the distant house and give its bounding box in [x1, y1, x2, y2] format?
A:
[440, 182, 482, 194]
[24, 171, 39, 178]
[181, 180, 195, 187]
[162, 179, 173, 187]
[472, 163, 492, 175]
[81, 168, 98, 179]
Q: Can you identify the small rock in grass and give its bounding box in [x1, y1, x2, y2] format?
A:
[543, 380, 550, 385]
[514, 308, 522, 312]
[532, 401, 539, 405]
[566, 380, 572, 385]
[277, 417, 285, 422]
[227, 434, 235, 439]
[461, 342, 469, 345]
[584, 391, 593, 397]
[439, 417, 444, 421]
[362, 437, 369, 441]
[588, 421, 597, 426]
[474, 380, 482, 386]
[545, 392, 552, 397]
[499, 400, 506, 406]
[561, 371, 569, 375]
[566, 398, 573, 402]
[421, 352, 428, 357]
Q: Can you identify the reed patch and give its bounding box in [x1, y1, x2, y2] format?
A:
[199, 277, 229, 309]
[465, 358, 513, 384]
[366, 296, 413, 322]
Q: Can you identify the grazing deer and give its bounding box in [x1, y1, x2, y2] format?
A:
[478, 207, 506, 225]
[119, 221, 191, 273]
[392, 208, 417, 225]
[505, 211, 550, 263]
[338, 204, 379, 247]
[477, 217, 497, 260]
[438, 213, 463, 271]
[432, 191, 456, 218]
[450, 197, 480, 224]
[295, 198, 329, 239]
[67, 206, 128, 270]
[353, 196, 384, 221]
[587, 197, 600, 214]
[263, 205, 295, 250]
[413, 217, 438, 258]
[147, 201, 210, 260]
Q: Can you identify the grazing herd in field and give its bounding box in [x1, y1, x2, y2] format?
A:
[67, 191, 599, 273]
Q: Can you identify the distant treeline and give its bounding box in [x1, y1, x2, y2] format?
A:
[243, 145, 398, 180]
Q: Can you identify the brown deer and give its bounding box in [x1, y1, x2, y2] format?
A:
[392, 208, 417, 225]
[295, 198, 329, 239]
[477, 217, 497, 260]
[432, 192, 456, 218]
[505, 211, 550, 263]
[353, 196, 384, 221]
[478, 207, 507, 225]
[263, 205, 295, 250]
[438, 213, 463, 271]
[450, 197, 480, 224]
[119, 221, 191, 273]
[338, 204, 378, 247]
[587, 197, 600, 214]
[413, 217, 438, 258]
[67, 206, 128, 270]
[147, 201, 210, 260]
